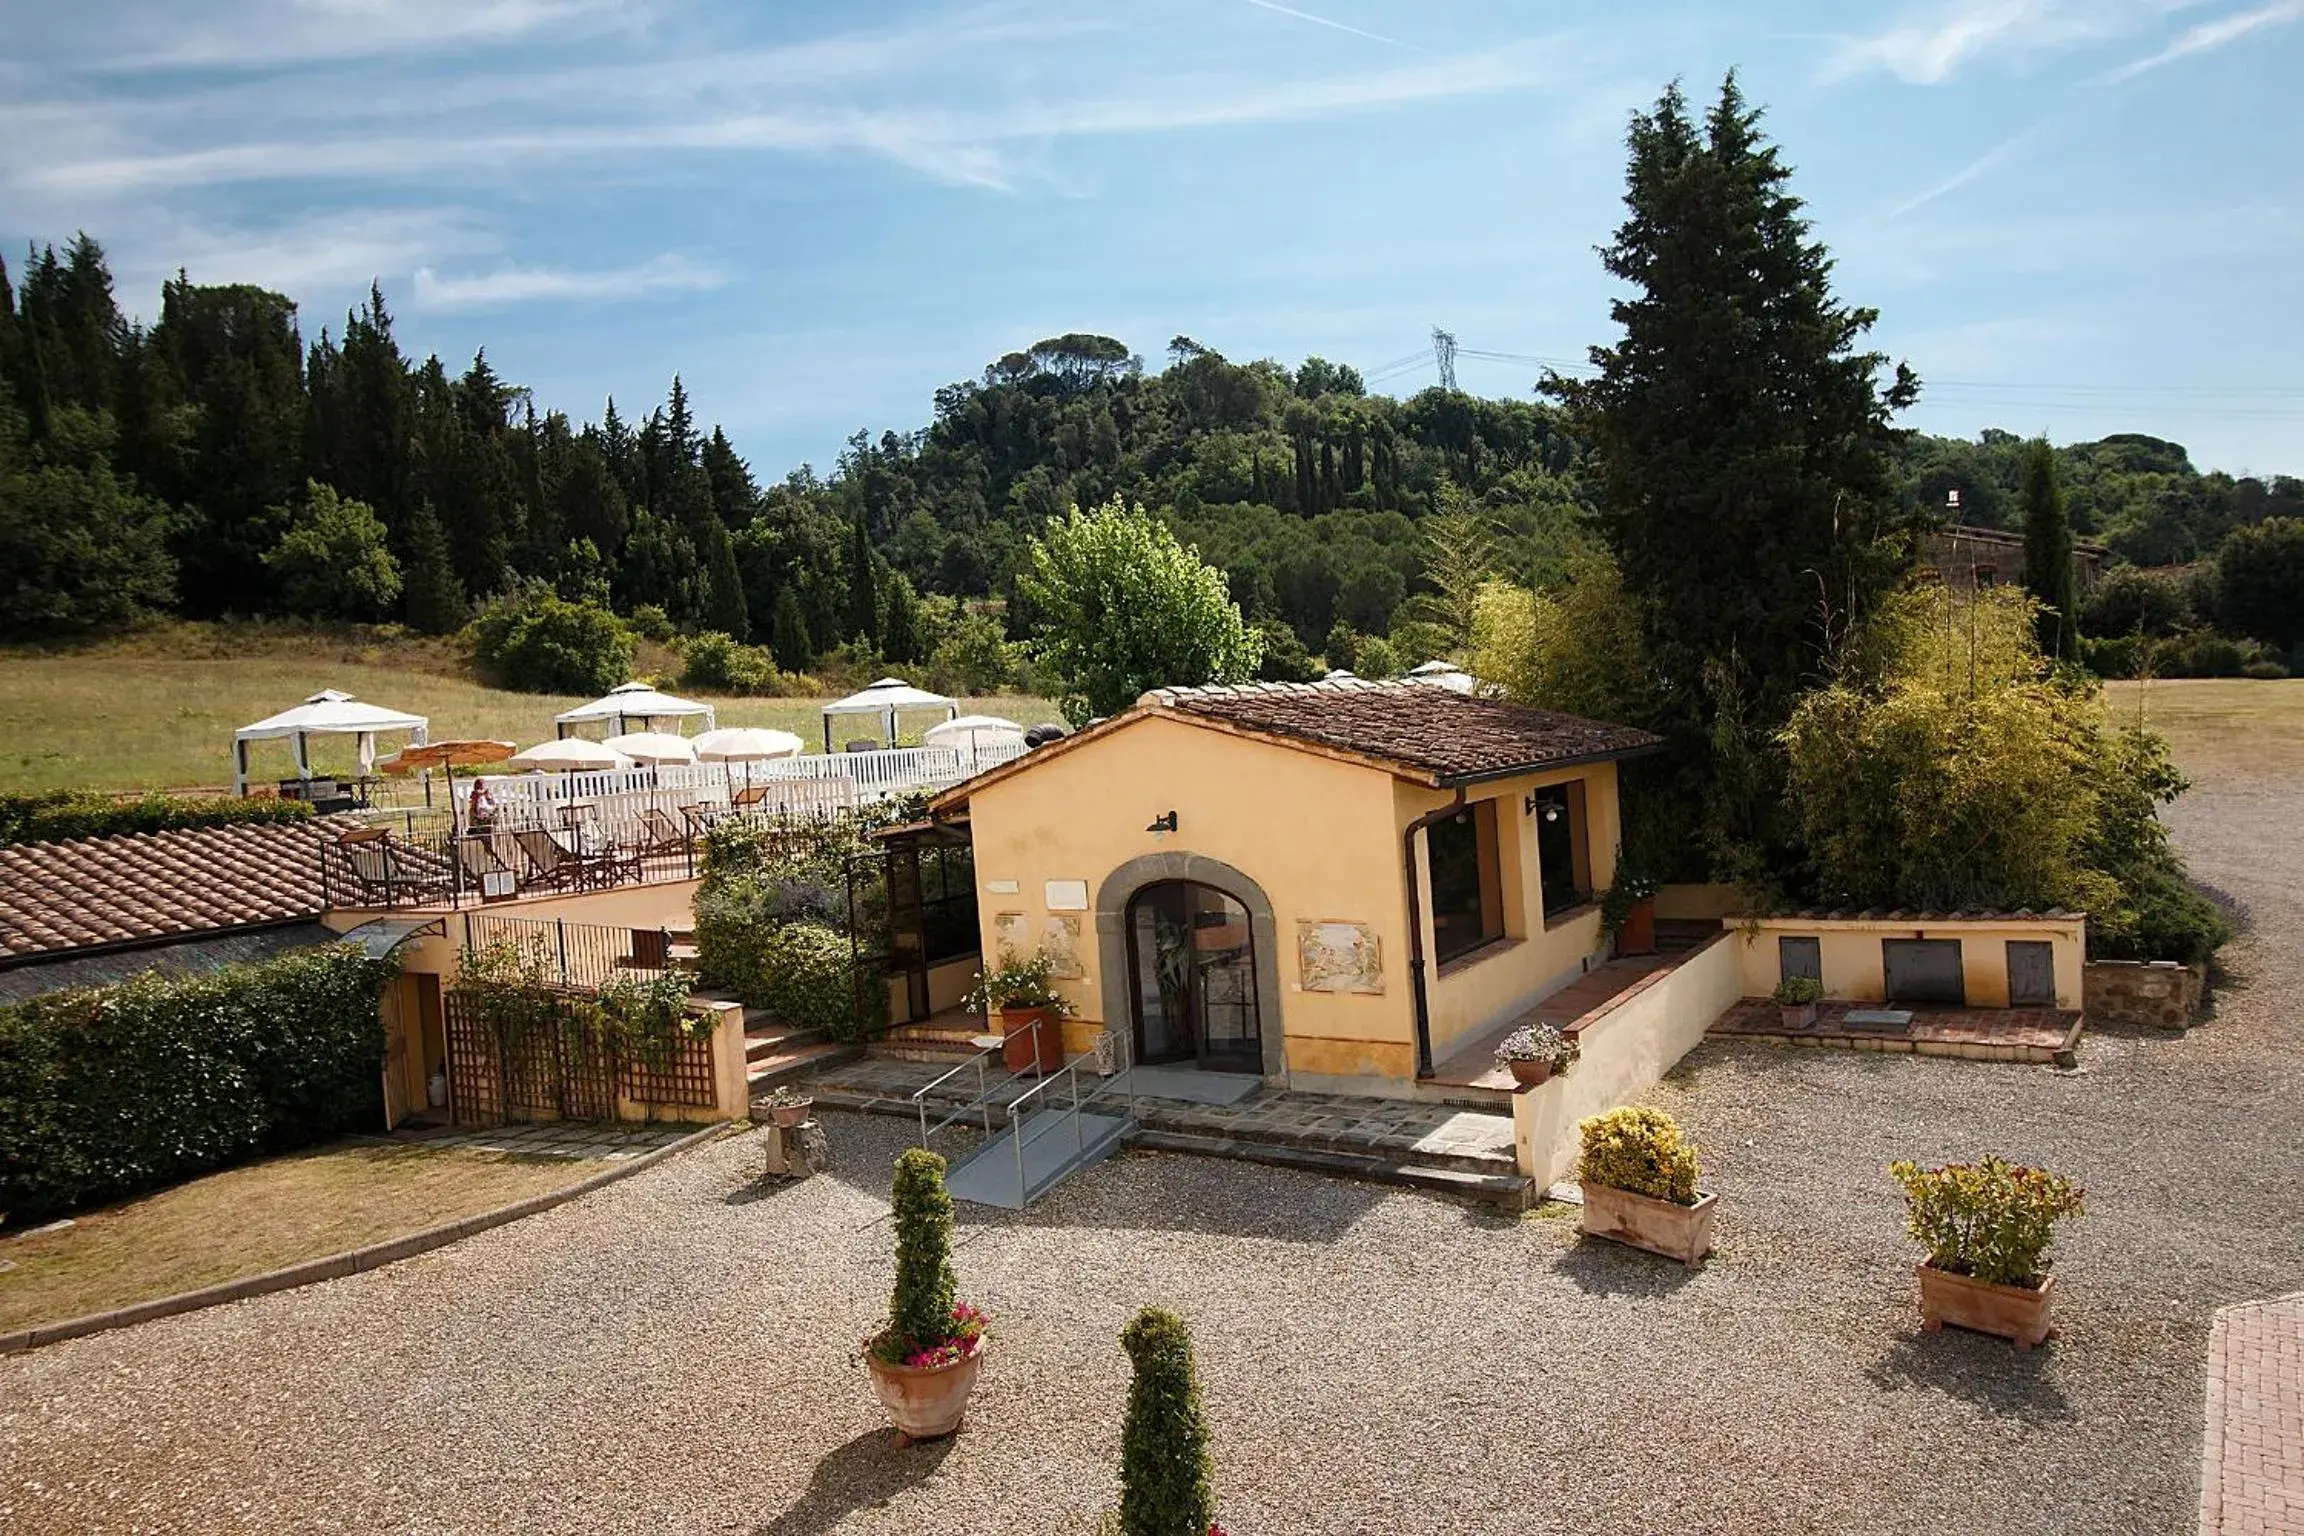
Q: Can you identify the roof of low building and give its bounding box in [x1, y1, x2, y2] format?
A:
[1744, 906, 2085, 924]
[0, 817, 343, 964]
[931, 678, 1664, 810]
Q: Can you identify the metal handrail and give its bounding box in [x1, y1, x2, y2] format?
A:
[911, 1015, 1050, 1148]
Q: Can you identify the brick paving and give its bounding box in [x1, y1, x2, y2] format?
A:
[408, 1120, 695, 1160]
[1708, 996, 2084, 1064]
[2202, 1294, 2304, 1534]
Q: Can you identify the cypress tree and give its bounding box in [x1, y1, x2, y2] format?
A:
[401, 505, 467, 635]
[698, 516, 750, 639]
[771, 586, 813, 672]
[846, 508, 880, 646]
[882, 571, 921, 664]
[2020, 439, 2078, 661]
[1549, 74, 1920, 879]
[1118, 1307, 1215, 1536]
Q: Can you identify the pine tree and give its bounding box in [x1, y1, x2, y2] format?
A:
[1118, 1307, 1215, 1536]
[401, 505, 467, 634]
[771, 586, 814, 672]
[697, 515, 750, 639]
[1548, 74, 1920, 878]
[2020, 439, 2079, 662]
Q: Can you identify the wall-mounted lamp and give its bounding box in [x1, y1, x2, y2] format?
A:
[1147, 810, 1179, 834]
[1524, 793, 1563, 823]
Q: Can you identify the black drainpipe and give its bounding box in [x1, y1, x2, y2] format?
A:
[1402, 786, 1467, 1079]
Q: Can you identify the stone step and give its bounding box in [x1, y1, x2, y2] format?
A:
[1132, 1106, 1520, 1179]
[747, 1042, 856, 1094]
[1129, 1129, 1533, 1211]
[745, 1024, 825, 1062]
[867, 1041, 984, 1066]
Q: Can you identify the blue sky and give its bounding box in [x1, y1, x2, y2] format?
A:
[7, 0, 2300, 478]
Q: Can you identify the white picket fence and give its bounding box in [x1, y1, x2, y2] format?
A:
[468, 739, 1029, 827]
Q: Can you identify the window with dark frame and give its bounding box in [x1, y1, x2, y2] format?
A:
[1429, 801, 1503, 964]
[1778, 935, 1822, 983]
[1532, 783, 1589, 919]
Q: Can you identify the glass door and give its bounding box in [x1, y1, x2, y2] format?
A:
[1127, 882, 1262, 1072]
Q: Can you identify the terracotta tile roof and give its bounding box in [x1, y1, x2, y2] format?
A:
[0, 818, 343, 963]
[1141, 679, 1665, 784]
[1748, 907, 2085, 923]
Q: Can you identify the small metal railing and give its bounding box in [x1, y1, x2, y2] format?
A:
[911, 1016, 1139, 1202]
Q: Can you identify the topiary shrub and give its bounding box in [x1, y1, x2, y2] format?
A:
[1578, 1105, 1700, 1205]
[1889, 1156, 2084, 1287]
[865, 1148, 986, 1368]
[758, 922, 883, 1042]
[1118, 1306, 1215, 1536]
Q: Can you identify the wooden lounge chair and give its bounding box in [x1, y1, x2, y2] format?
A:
[455, 834, 515, 900]
[513, 828, 579, 891]
[335, 829, 449, 906]
[635, 806, 689, 858]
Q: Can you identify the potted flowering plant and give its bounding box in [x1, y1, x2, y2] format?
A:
[863, 1149, 989, 1442]
[1891, 1156, 2084, 1349]
[1599, 868, 1660, 956]
[964, 947, 1076, 1074]
[759, 1083, 814, 1130]
[1772, 973, 1823, 1029]
[1577, 1106, 1716, 1267]
[1492, 1023, 1579, 1087]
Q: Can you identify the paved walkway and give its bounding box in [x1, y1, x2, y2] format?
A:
[2203, 1294, 2304, 1534]
[406, 1121, 696, 1160]
[1708, 997, 2083, 1065]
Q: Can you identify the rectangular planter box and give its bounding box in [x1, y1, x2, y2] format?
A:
[1578, 1181, 1717, 1267]
[1917, 1263, 2056, 1349]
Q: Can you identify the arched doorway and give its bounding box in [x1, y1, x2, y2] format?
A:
[1125, 881, 1263, 1072]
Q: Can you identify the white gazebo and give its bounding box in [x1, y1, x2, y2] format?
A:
[554, 681, 718, 740]
[233, 689, 429, 794]
[820, 678, 958, 751]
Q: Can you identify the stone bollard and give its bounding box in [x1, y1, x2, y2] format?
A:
[762, 1119, 829, 1180]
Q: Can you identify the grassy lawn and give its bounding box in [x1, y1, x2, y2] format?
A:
[2103, 676, 2304, 775]
[0, 1139, 620, 1334]
[0, 624, 1061, 794]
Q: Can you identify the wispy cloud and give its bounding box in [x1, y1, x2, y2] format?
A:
[413, 253, 726, 311]
[88, 0, 641, 70]
[1237, 0, 1420, 51]
[1823, 0, 2193, 84]
[15, 38, 1572, 197]
[2100, 0, 2304, 81]
[1882, 123, 2051, 219]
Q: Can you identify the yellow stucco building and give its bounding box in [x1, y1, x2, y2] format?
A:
[928, 678, 1663, 1096]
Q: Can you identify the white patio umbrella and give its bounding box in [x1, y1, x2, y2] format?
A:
[820, 677, 958, 751]
[507, 738, 632, 772]
[692, 727, 804, 762]
[1406, 660, 1479, 694]
[924, 713, 1027, 771]
[602, 731, 699, 765]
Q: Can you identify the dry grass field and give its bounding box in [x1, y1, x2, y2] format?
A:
[0, 624, 1061, 795]
[2102, 676, 2304, 778]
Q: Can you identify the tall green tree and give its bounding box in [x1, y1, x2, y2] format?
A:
[2020, 439, 2079, 661]
[1021, 498, 1261, 724]
[2214, 517, 2304, 652]
[262, 481, 402, 620]
[399, 505, 467, 635]
[770, 586, 814, 672]
[846, 507, 880, 646]
[1548, 74, 1920, 880]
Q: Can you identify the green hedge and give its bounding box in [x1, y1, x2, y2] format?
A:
[0, 947, 395, 1225]
[0, 790, 315, 848]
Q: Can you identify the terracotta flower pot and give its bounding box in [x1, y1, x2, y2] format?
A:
[1917, 1263, 2057, 1349]
[866, 1342, 985, 1441]
[1579, 1180, 1718, 1267]
[1778, 1001, 1818, 1030]
[1614, 896, 1657, 956]
[999, 1006, 1064, 1074]
[1507, 1058, 1555, 1088]
[767, 1099, 813, 1130]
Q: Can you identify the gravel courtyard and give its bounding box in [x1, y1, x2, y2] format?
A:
[4, 699, 2299, 1535]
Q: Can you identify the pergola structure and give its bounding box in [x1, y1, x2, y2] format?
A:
[554, 682, 718, 740]
[233, 690, 429, 795]
[820, 678, 958, 752]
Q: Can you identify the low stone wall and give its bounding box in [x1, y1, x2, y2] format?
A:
[1508, 933, 1743, 1185]
[2083, 960, 2202, 1029]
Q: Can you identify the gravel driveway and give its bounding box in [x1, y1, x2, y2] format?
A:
[4, 742, 2298, 1535]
